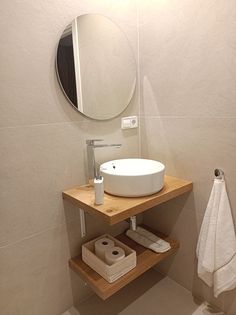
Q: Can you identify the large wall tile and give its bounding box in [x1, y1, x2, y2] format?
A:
[0, 223, 73, 315]
[141, 116, 236, 224]
[0, 119, 139, 247]
[139, 0, 236, 118]
[139, 1, 236, 313]
[0, 0, 139, 313]
[0, 0, 138, 128]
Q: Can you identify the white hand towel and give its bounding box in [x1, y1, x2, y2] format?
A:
[196, 178, 236, 297]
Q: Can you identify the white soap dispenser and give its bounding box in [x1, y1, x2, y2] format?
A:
[94, 169, 104, 205]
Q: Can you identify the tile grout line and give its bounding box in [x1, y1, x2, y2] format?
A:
[137, 3, 142, 158]
[0, 216, 81, 250]
[140, 115, 236, 119]
[0, 117, 124, 131]
[0, 120, 87, 130]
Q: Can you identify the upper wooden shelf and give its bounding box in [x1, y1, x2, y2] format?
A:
[62, 175, 193, 225]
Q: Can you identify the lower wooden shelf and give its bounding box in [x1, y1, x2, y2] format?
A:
[69, 226, 179, 300]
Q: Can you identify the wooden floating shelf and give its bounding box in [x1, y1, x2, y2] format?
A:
[69, 226, 180, 300]
[63, 175, 193, 225]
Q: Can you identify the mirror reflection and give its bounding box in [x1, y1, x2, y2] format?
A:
[56, 14, 136, 120]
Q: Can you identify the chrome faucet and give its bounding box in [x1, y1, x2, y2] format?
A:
[86, 139, 121, 184]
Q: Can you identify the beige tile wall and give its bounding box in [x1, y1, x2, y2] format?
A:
[139, 1, 236, 314]
[2, 0, 236, 314]
[0, 1, 139, 314]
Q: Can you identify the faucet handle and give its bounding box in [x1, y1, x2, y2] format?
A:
[86, 139, 104, 145]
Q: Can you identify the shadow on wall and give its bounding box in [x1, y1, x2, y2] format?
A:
[75, 270, 165, 315]
[140, 76, 180, 175]
[143, 192, 199, 289]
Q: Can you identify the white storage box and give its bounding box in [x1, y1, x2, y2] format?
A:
[82, 234, 137, 283]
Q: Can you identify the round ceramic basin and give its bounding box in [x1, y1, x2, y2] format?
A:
[100, 158, 165, 197]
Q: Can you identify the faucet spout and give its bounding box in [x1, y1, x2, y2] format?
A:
[86, 139, 121, 184]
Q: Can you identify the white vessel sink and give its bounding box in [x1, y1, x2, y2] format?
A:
[100, 158, 165, 197]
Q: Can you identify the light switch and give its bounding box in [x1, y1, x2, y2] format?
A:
[121, 116, 138, 129]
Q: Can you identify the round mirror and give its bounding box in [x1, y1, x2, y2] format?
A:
[56, 14, 137, 120]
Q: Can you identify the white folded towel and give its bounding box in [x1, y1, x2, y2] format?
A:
[196, 178, 236, 297]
